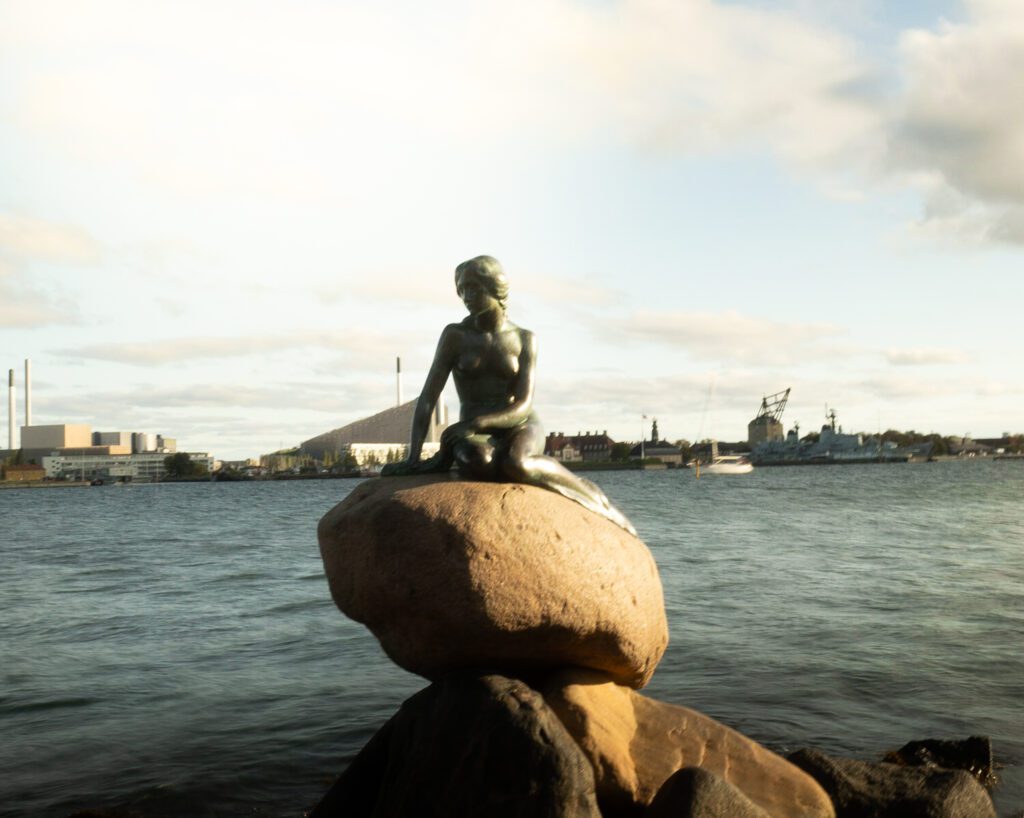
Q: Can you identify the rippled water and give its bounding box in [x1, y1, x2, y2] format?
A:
[2, 461, 1021, 817]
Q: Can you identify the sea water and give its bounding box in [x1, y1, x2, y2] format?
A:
[1, 460, 1021, 817]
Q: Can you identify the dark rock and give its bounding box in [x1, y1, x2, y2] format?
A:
[68, 811, 145, 818]
[645, 767, 771, 818]
[883, 736, 997, 790]
[787, 748, 996, 818]
[310, 673, 600, 818]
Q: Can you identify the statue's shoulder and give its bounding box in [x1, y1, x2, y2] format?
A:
[513, 324, 536, 349]
[440, 321, 468, 344]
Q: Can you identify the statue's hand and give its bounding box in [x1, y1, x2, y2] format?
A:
[381, 459, 420, 477]
[440, 420, 478, 449]
[381, 450, 452, 477]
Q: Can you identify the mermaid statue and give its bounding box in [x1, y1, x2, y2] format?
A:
[382, 255, 636, 535]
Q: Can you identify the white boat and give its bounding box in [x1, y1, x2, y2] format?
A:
[694, 440, 754, 475]
[699, 455, 754, 475]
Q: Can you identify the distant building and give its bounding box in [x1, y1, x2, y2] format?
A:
[20, 424, 93, 462]
[15, 423, 200, 480]
[299, 399, 448, 463]
[544, 431, 614, 462]
[974, 434, 1022, 453]
[629, 420, 683, 465]
[947, 437, 994, 457]
[42, 451, 213, 481]
[544, 433, 582, 462]
[93, 431, 133, 450]
[18, 423, 178, 465]
[748, 389, 790, 446]
[22, 424, 92, 449]
[748, 415, 784, 446]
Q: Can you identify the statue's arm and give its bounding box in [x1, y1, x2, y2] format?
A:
[473, 330, 537, 432]
[404, 325, 459, 463]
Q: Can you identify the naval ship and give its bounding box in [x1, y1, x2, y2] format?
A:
[750, 407, 909, 466]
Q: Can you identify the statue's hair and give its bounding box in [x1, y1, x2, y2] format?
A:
[455, 255, 509, 309]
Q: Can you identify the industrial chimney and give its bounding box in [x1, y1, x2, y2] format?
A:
[396, 356, 402, 407]
[7, 369, 14, 450]
[24, 358, 31, 427]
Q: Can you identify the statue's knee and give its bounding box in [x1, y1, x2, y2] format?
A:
[456, 441, 495, 477]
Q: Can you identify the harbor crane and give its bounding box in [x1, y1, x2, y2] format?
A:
[754, 388, 790, 422]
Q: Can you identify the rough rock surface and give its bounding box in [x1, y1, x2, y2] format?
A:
[309, 673, 600, 818]
[882, 736, 996, 790]
[542, 669, 835, 818]
[647, 767, 772, 818]
[318, 475, 668, 687]
[787, 748, 996, 818]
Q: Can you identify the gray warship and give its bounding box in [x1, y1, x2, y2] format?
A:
[750, 404, 909, 466]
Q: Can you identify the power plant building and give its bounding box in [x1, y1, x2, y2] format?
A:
[299, 399, 448, 465]
[22, 424, 93, 450]
[3, 357, 206, 482]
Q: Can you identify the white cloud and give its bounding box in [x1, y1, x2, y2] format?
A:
[885, 347, 971, 366]
[0, 214, 101, 263]
[5, 0, 1024, 249]
[0, 215, 96, 328]
[888, 0, 1024, 241]
[576, 0, 881, 169]
[0, 263, 77, 328]
[516, 271, 623, 308]
[0, 0, 879, 198]
[54, 329, 412, 366]
[610, 309, 846, 364]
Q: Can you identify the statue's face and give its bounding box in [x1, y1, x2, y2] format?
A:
[457, 271, 498, 316]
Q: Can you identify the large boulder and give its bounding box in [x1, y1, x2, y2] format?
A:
[318, 475, 668, 688]
[309, 673, 600, 818]
[787, 748, 996, 818]
[541, 669, 835, 818]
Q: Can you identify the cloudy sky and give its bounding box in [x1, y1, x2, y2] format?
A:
[2, 0, 1022, 459]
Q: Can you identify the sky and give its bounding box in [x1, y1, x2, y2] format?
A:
[2, 0, 1022, 459]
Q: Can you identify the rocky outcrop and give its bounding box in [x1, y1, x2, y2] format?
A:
[541, 669, 835, 818]
[787, 748, 996, 818]
[313, 477, 1001, 818]
[647, 767, 772, 818]
[318, 475, 668, 688]
[309, 674, 600, 818]
[882, 736, 996, 790]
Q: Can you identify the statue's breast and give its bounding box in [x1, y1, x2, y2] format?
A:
[455, 331, 521, 380]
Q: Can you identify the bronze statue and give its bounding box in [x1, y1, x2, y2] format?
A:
[382, 255, 636, 535]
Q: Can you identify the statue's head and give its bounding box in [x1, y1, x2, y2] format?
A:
[455, 255, 509, 310]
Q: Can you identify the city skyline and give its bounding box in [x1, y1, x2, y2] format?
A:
[2, 0, 1022, 460]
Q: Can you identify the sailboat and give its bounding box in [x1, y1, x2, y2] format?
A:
[693, 378, 754, 476]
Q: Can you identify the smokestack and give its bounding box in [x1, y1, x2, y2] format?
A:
[24, 358, 31, 427]
[396, 356, 402, 407]
[8, 369, 14, 450]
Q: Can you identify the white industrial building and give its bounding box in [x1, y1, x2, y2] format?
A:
[24, 424, 203, 481]
[42, 450, 213, 482]
[4, 358, 209, 482]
